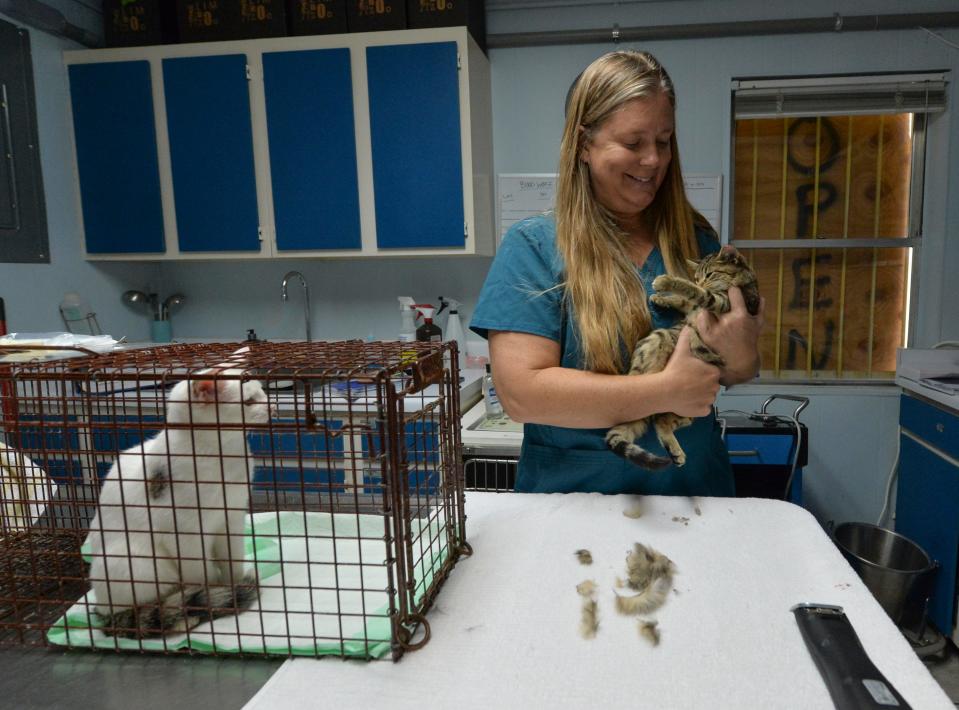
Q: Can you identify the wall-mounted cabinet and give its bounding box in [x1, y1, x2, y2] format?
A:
[63, 27, 493, 260]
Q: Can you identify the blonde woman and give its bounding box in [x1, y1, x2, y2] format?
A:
[470, 51, 763, 494]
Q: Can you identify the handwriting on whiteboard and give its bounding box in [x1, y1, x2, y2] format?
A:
[497, 174, 558, 242]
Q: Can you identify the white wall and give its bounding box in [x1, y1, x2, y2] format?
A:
[1, 1, 957, 527]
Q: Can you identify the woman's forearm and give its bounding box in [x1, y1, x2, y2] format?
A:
[497, 365, 673, 428]
[489, 329, 721, 428]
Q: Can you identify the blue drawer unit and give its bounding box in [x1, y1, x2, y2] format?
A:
[67, 60, 165, 254]
[253, 466, 346, 493]
[43, 459, 83, 484]
[900, 393, 959, 460]
[90, 414, 163, 479]
[896, 393, 959, 636]
[7, 414, 83, 484]
[249, 418, 346, 492]
[90, 414, 163, 453]
[263, 48, 361, 251]
[363, 419, 440, 494]
[162, 54, 260, 252]
[366, 42, 465, 248]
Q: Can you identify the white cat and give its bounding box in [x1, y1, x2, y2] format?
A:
[85, 373, 270, 638]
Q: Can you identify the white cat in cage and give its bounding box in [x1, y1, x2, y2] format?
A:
[85, 367, 270, 640]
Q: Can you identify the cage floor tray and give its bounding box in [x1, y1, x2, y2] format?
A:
[47, 510, 450, 658]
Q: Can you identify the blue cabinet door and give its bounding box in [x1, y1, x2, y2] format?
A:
[896, 433, 959, 634]
[366, 42, 465, 249]
[68, 61, 165, 254]
[162, 54, 260, 252]
[263, 49, 362, 251]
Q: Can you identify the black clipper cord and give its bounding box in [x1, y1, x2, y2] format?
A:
[792, 604, 911, 709]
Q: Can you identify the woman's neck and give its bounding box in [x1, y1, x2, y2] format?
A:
[617, 215, 656, 266]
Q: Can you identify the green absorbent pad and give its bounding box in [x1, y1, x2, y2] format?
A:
[47, 510, 450, 658]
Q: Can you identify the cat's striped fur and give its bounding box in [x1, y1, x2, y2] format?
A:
[605, 249, 760, 469]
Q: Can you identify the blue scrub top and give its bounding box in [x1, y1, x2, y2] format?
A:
[470, 213, 734, 496]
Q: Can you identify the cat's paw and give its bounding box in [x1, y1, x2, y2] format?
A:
[670, 452, 686, 467]
[651, 275, 672, 292]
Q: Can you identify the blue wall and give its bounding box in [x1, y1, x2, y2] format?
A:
[1, 0, 957, 527]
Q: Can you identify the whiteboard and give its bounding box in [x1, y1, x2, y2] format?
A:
[496, 172, 723, 242]
[496, 174, 557, 243]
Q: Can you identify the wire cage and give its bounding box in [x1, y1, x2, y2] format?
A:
[0, 340, 469, 660]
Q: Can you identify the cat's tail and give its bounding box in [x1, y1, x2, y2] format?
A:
[605, 427, 672, 470]
[98, 574, 258, 640]
[614, 575, 673, 616]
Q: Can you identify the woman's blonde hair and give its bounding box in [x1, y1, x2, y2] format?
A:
[556, 50, 709, 374]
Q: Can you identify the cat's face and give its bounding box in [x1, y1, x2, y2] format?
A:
[166, 377, 271, 426]
[694, 248, 751, 281]
[694, 249, 762, 315]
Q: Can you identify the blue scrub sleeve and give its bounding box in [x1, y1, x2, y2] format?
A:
[469, 218, 563, 342]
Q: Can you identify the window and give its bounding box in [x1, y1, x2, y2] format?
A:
[730, 73, 946, 382]
[0, 18, 48, 263]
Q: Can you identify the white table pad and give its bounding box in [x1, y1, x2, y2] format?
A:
[244, 492, 952, 710]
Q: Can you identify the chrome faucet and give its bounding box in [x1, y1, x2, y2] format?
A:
[281, 270, 312, 342]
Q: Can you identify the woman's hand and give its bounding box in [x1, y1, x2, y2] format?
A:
[659, 326, 721, 417]
[695, 286, 765, 385]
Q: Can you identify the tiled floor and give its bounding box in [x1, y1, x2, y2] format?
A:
[925, 642, 959, 706]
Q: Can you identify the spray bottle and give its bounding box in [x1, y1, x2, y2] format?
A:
[442, 298, 467, 378]
[415, 305, 442, 342]
[435, 296, 450, 333]
[398, 297, 417, 341]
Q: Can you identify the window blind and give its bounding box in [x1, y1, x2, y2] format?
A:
[733, 72, 948, 118]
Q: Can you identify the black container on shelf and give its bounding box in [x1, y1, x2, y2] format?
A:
[287, 0, 349, 36]
[406, 0, 484, 51]
[103, 0, 178, 47]
[236, 0, 288, 38]
[177, 1, 287, 42]
[346, 0, 407, 33]
[176, 0, 234, 43]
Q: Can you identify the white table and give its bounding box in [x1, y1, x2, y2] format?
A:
[244, 492, 952, 710]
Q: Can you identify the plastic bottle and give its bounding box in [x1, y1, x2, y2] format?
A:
[435, 296, 450, 333]
[60, 293, 90, 324]
[483, 364, 504, 419]
[398, 297, 417, 342]
[415, 306, 442, 342]
[443, 298, 467, 377]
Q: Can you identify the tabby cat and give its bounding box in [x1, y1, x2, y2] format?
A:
[605, 249, 761, 469]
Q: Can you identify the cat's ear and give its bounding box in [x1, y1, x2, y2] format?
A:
[686, 259, 698, 271]
[191, 379, 218, 402]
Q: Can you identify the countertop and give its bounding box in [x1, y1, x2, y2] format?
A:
[896, 347, 959, 412]
[897, 375, 959, 413]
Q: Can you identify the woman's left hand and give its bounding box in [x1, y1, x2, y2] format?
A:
[695, 286, 765, 385]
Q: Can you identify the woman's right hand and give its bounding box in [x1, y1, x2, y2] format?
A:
[659, 327, 721, 417]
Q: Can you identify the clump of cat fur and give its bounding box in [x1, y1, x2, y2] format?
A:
[576, 579, 599, 639]
[614, 543, 676, 616]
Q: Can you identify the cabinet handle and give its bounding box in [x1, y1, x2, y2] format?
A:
[936, 423, 945, 433]
[729, 450, 759, 457]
